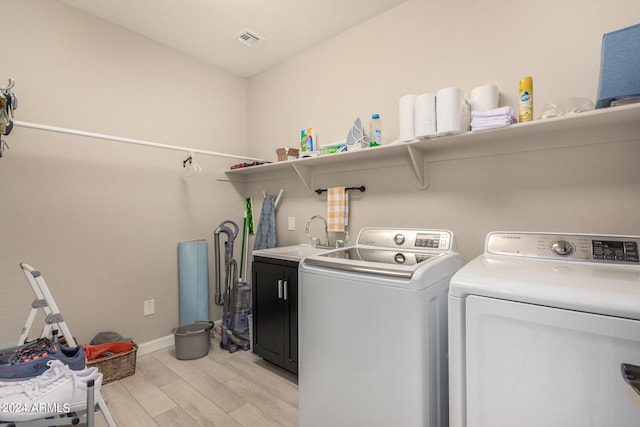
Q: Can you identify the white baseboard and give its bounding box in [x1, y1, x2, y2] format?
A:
[136, 334, 174, 356]
[136, 319, 222, 357]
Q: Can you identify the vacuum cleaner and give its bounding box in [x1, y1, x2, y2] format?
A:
[214, 220, 251, 353]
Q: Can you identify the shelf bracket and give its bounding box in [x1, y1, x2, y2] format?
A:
[406, 145, 430, 190]
[291, 163, 314, 193]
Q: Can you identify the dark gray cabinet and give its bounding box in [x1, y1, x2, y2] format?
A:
[252, 257, 298, 374]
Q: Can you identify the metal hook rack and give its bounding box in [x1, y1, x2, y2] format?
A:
[1, 78, 15, 92]
[1, 78, 18, 157]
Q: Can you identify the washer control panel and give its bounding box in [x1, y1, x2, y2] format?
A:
[357, 228, 454, 251]
[487, 232, 640, 264]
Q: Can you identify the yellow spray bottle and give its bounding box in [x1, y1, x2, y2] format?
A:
[519, 76, 533, 122]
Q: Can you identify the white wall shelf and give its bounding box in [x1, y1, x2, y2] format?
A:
[225, 103, 640, 192]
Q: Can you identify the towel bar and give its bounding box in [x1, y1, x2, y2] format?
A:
[315, 186, 365, 194]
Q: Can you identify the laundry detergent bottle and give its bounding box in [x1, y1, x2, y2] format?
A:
[519, 76, 533, 122]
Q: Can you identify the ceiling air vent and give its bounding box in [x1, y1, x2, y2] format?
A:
[235, 29, 264, 47]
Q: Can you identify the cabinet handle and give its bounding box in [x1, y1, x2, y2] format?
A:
[277, 279, 283, 299]
[621, 363, 640, 396]
[283, 280, 288, 301]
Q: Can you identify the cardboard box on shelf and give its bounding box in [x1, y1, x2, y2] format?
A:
[276, 147, 299, 161]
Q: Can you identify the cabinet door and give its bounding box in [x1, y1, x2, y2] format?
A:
[283, 265, 298, 374]
[252, 261, 285, 367]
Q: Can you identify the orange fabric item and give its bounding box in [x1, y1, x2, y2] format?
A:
[83, 341, 134, 361]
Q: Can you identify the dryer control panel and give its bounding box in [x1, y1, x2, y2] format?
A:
[486, 232, 640, 264]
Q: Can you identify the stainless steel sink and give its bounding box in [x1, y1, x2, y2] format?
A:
[253, 244, 333, 262]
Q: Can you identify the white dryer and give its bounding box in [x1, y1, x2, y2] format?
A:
[449, 231, 640, 427]
[299, 228, 464, 427]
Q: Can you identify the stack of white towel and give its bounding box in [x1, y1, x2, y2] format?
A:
[471, 106, 518, 131]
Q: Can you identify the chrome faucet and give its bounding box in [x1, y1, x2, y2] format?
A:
[305, 215, 330, 247]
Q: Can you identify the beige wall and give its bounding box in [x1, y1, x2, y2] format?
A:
[244, 0, 640, 258]
[0, 0, 248, 347]
[248, 0, 640, 156]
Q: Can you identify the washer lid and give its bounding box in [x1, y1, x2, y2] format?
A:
[302, 228, 458, 278]
[449, 254, 640, 320]
[304, 248, 444, 278]
[324, 247, 439, 265]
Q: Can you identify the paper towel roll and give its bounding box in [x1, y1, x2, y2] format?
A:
[470, 84, 499, 112]
[414, 93, 437, 138]
[436, 86, 469, 135]
[399, 94, 417, 142]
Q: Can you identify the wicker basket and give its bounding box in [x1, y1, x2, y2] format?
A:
[86, 343, 137, 384]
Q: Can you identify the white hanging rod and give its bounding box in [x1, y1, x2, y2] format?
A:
[14, 120, 264, 162]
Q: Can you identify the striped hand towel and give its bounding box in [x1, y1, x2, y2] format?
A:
[327, 187, 348, 232]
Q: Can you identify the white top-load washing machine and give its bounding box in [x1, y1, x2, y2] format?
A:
[449, 231, 640, 427]
[299, 228, 464, 427]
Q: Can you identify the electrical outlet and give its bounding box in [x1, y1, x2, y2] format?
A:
[144, 299, 154, 316]
[288, 216, 295, 231]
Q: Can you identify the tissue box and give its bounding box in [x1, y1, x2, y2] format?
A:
[320, 143, 347, 155]
[276, 147, 299, 161]
[596, 23, 640, 108]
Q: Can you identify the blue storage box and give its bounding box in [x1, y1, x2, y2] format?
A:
[596, 23, 640, 108]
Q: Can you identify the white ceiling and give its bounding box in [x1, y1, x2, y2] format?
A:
[58, 0, 408, 78]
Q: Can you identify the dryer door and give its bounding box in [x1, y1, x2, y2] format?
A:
[465, 295, 640, 427]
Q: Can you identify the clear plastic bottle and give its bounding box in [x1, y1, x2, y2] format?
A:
[369, 114, 382, 147]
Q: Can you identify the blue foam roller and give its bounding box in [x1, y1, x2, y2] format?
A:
[178, 240, 210, 325]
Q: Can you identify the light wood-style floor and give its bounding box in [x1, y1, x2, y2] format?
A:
[92, 343, 298, 427]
